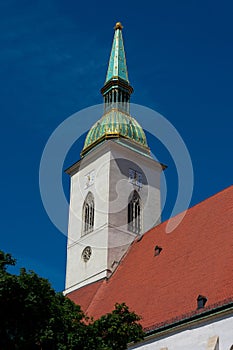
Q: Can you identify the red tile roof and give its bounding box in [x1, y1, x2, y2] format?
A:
[67, 185, 233, 330]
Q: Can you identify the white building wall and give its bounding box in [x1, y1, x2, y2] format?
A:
[129, 313, 233, 350]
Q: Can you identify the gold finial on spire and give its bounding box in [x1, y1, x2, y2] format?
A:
[114, 22, 123, 30]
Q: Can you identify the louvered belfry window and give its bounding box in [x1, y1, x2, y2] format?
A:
[82, 192, 94, 235]
[128, 190, 141, 234]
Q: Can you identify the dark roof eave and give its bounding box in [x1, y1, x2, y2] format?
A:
[128, 298, 233, 348]
[145, 297, 233, 337]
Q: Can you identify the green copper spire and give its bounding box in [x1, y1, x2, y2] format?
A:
[105, 22, 129, 83]
[100, 22, 133, 107]
[81, 22, 149, 158]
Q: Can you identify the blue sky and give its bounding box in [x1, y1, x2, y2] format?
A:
[0, 0, 232, 291]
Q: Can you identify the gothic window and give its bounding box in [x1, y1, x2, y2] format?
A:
[82, 192, 94, 235]
[128, 190, 141, 234]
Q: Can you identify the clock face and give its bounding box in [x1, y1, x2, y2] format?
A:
[82, 246, 92, 262]
[84, 171, 94, 189]
[129, 168, 142, 188]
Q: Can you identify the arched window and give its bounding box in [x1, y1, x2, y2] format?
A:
[128, 190, 141, 234]
[82, 192, 94, 235]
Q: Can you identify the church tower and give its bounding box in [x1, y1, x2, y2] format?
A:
[64, 23, 164, 295]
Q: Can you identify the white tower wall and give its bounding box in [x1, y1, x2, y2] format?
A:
[65, 139, 163, 294]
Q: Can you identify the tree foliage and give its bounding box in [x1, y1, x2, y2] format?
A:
[86, 303, 144, 350]
[0, 251, 144, 349]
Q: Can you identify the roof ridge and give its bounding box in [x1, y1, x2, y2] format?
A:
[140, 184, 233, 238]
[184, 184, 233, 211]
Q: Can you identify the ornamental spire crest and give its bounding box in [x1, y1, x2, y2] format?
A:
[100, 22, 133, 113]
[105, 22, 129, 84]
